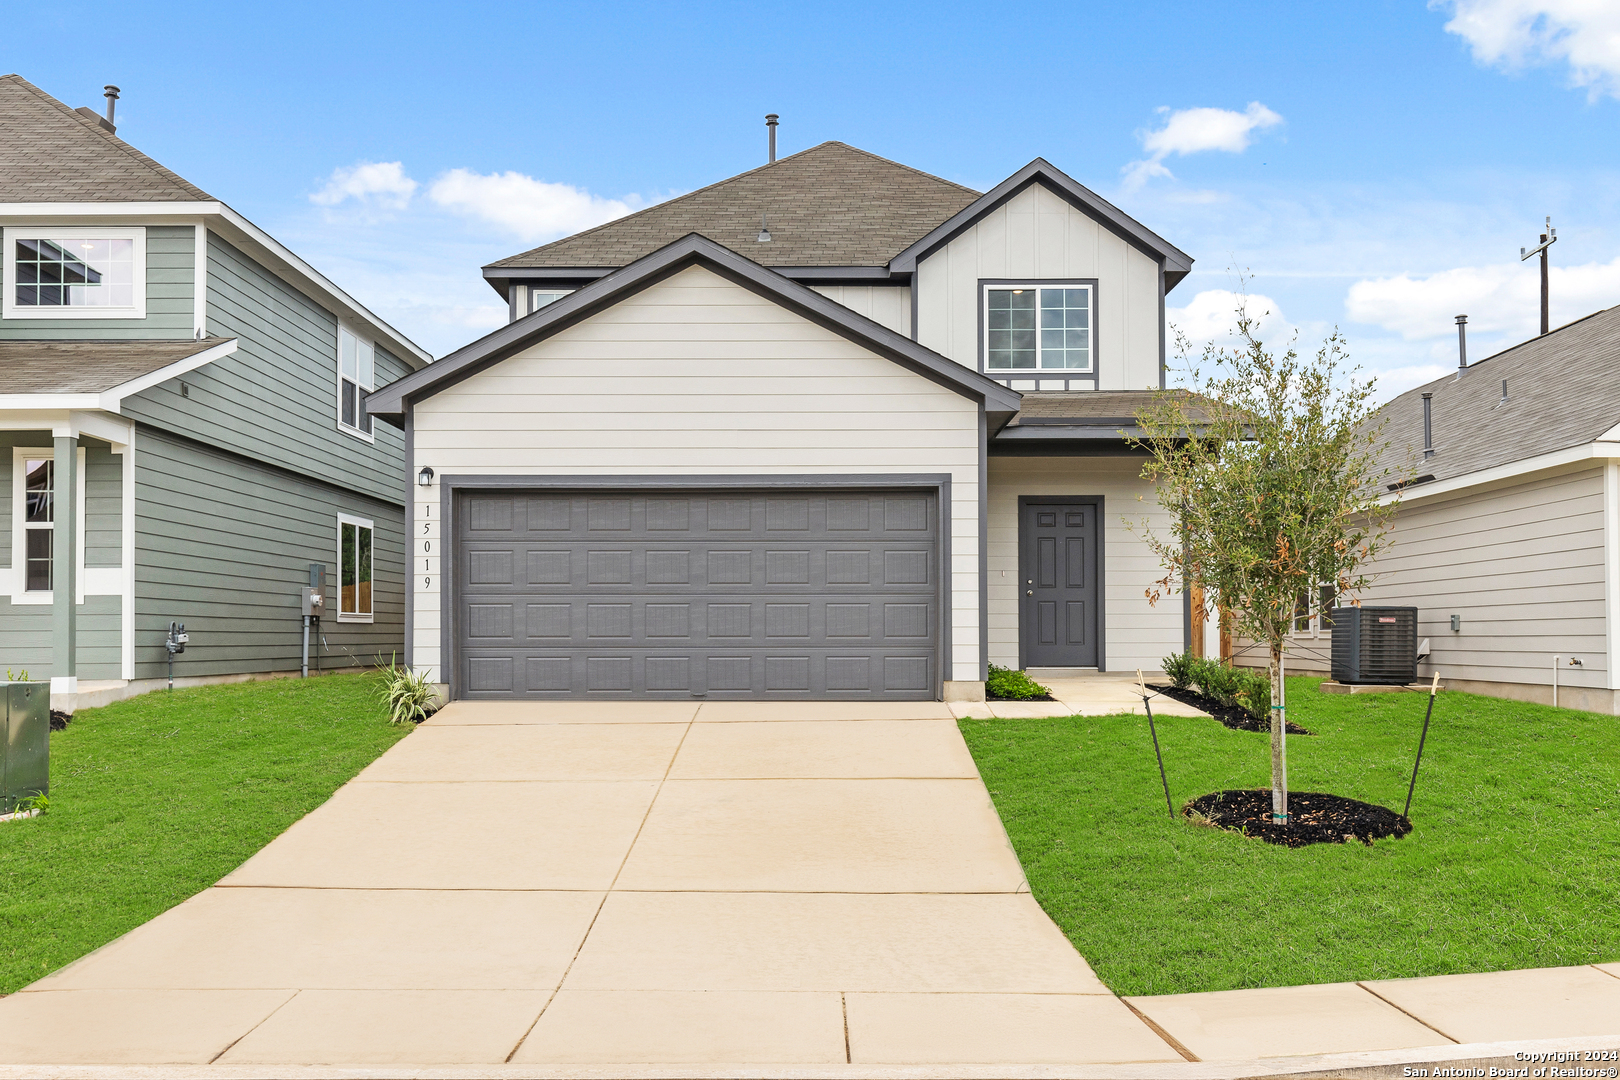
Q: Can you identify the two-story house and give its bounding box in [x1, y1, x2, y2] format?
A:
[0, 75, 429, 709]
[369, 140, 1194, 702]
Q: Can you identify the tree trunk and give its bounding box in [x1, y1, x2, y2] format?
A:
[1269, 644, 1289, 824]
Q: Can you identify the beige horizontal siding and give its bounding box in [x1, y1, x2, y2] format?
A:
[915, 182, 1162, 391]
[412, 266, 981, 685]
[986, 456, 1180, 673]
[1237, 467, 1610, 688]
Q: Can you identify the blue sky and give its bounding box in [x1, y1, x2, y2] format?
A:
[7, 1, 1619, 396]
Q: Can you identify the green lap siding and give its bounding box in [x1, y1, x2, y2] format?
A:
[133, 428, 404, 680]
[0, 225, 195, 340]
[118, 232, 410, 506]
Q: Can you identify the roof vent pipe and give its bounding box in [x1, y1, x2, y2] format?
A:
[1455, 314, 1468, 372]
[1501, 379, 1508, 405]
[104, 85, 119, 125]
[765, 114, 778, 163]
[1421, 392, 1435, 459]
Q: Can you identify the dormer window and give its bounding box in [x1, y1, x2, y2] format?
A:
[983, 282, 1093, 373]
[338, 325, 375, 440]
[3, 228, 146, 319]
[530, 289, 570, 313]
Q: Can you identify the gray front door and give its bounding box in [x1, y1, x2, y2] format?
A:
[1019, 499, 1098, 668]
[454, 488, 939, 700]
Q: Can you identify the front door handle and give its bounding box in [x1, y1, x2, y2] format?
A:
[1026, 590, 1034, 596]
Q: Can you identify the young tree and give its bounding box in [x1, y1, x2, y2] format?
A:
[1133, 297, 1403, 824]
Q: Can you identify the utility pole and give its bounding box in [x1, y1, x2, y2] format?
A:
[1520, 216, 1557, 336]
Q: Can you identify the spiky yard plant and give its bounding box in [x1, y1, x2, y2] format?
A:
[375, 654, 440, 725]
[1132, 294, 1403, 823]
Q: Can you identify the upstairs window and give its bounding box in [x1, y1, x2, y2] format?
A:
[530, 289, 570, 313]
[984, 284, 1092, 372]
[3, 228, 146, 320]
[338, 325, 375, 439]
[337, 515, 374, 622]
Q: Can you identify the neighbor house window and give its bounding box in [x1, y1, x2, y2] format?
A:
[984, 284, 1093, 372]
[337, 515, 373, 621]
[1294, 585, 1337, 637]
[22, 458, 53, 592]
[530, 289, 570, 313]
[3, 228, 146, 319]
[338, 326, 375, 439]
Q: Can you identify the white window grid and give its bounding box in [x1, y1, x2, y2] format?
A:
[530, 289, 571, 314]
[2, 227, 147, 320]
[337, 325, 376, 443]
[9, 447, 86, 605]
[336, 513, 375, 622]
[983, 282, 1094, 374]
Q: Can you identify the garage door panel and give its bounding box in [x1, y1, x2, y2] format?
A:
[455, 490, 939, 700]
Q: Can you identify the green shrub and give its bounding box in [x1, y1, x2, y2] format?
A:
[1183, 656, 1271, 721]
[376, 655, 441, 725]
[986, 664, 1052, 701]
[1161, 652, 1196, 689]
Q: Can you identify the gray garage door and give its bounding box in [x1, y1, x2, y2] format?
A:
[453, 488, 940, 700]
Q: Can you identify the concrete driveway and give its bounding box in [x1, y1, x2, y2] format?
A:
[0, 699, 1182, 1067]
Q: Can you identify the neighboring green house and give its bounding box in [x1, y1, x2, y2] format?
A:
[0, 75, 430, 709]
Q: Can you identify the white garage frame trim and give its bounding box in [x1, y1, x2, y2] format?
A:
[436, 473, 954, 702]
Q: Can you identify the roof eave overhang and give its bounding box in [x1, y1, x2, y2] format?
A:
[0, 201, 431, 369]
[376, 234, 1019, 423]
[0, 337, 240, 411]
[886, 159, 1195, 289]
[481, 262, 905, 300]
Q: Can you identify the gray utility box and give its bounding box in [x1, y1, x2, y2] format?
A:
[1330, 607, 1419, 685]
[3, 682, 49, 811]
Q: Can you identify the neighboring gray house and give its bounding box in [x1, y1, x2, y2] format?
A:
[1317, 305, 1620, 713]
[370, 142, 1196, 702]
[0, 75, 430, 708]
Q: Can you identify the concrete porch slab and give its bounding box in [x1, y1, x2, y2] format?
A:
[424, 701, 701, 725]
[217, 989, 552, 1065]
[846, 993, 1183, 1065]
[511, 990, 847, 1064]
[1126, 981, 1450, 1060]
[221, 780, 658, 890]
[30, 887, 602, 991]
[563, 891, 1109, 994]
[354, 722, 685, 783]
[1362, 965, 1620, 1042]
[0, 989, 294, 1065]
[613, 778, 1026, 893]
[667, 718, 979, 779]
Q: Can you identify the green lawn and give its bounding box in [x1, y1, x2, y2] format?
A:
[0, 674, 409, 995]
[960, 676, 1620, 997]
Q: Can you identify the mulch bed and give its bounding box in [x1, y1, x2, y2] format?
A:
[1148, 683, 1313, 735]
[1186, 789, 1412, 847]
[50, 710, 71, 731]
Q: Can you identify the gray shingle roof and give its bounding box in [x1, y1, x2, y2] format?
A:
[1375, 304, 1620, 485]
[2, 338, 226, 393]
[1007, 390, 1211, 426]
[488, 142, 980, 270]
[0, 74, 211, 202]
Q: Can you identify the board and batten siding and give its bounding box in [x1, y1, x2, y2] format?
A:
[0, 433, 124, 679]
[915, 183, 1162, 392]
[987, 456, 1181, 673]
[807, 285, 911, 337]
[132, 427, 404, 680]
[0, 224, 195, 340]
[118, 232, 409, 507]
[411, 265, 982, 686]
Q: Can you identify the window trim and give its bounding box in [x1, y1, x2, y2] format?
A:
[2, 226, 148, 320]
[1292, 585, 1337, 638]
[336, 513, 375, 623]
[336, 324, 376, 444]
[529, 287, 573, 314]
[9, 447, 86, 606]
[977, 278, 1099, 389]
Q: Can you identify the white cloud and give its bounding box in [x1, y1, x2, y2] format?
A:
[1123, 103, 1283, 190]
[428, 169, 644, 243]
[1167, 288, 1292, 351]
[1437, 0, 1620, 99]
[1345, 255, 1620, 340]
[310, 161, 417, 210]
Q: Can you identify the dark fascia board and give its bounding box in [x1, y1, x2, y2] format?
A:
[482, 262, 901, 299]
[887, 159, 1195, 289]
[374, 233, 1021, 422]
[1013, 415, 1143, 427]
[995, 424, 1147, 441]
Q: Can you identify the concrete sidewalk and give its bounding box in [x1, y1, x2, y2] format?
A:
[0, 697, 1614, 1071]
[950, 674, 1213, 720]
